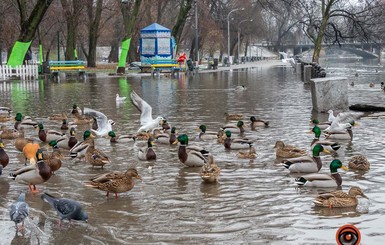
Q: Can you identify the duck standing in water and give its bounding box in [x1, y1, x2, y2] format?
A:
[174, 134, 208, 167]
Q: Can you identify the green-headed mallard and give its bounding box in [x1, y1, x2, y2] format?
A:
[0, 139, 9, 174]
[0, 125, 19, 139]
[22, 142, 40, 165]
[155, 127, 177, 144]
[295, 159, 348, 187]
[56, 127, 78, 149]
[310, 125, 341, 152]
[71, 104, 82, 117]
[221, 120, 246, 134]
[85, 168, 141, 198]
[137, 137, 156, 161]
[313, 186, 368, 208]
[197, 125, 218, 140]
[224, 130, 253, 150]
[250, 116, 269, 129]
[69, 130, 93, 159]
[37, 123, 64, 143]
[236, 145, 257, 159]
[280, 144, 329, 173]
[348, 155, 370, 171]
[174, 134, 208, 167]
[43, 141, 63, 174]
[108, 131, 136, 143]
[311, 119, 331, 131]
[9, 149, 52, 192]
[274, 140, 307, 158]
[200, 154, 220, 183]
[60, 119, 69, 130]
[224, 112, 243, 121]
[14, 113, 38, 130]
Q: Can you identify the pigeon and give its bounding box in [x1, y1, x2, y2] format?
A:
[41, 192, 88, 226]
[130, 90, 165, 132]
[83, 107, 115, 137]
[9, 193, 29, 232]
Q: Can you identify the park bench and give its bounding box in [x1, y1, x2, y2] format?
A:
[48, 60, 86, 78]
[140, 58, 184, 77]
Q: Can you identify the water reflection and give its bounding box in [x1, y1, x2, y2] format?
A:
[0, 60, 384, 244]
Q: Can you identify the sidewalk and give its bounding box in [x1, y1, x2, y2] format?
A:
[196, 59, 291, 73]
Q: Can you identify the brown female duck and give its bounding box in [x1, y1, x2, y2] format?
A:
[313, 186, 368, 208]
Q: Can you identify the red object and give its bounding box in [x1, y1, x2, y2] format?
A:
[177, 52, 186, 63]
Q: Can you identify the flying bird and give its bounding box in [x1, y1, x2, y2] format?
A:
[9, 193, 29, 232]
[130, 90, 165, 132]
[41, 192, 88, 226]
[83, 107, 115, 137]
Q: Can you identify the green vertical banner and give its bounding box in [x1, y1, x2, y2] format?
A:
[7, 41, 32, 67]
[74, 49, 78, 60]
[118, 38, 131, 69]
[39, 44, 43, 65]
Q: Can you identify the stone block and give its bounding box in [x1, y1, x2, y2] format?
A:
[304, 65, 312, 83]
[310, 77, 348, 112]
[296, 63, 301, 74]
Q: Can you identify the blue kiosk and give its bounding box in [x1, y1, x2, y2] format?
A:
[140, 23, 180, 74]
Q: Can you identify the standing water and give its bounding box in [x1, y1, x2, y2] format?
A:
[0, 59, 384, 244]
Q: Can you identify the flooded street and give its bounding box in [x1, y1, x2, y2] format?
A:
[0, 59, 385, 244]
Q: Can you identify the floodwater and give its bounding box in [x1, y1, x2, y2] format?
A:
[0, 59, 385, 244]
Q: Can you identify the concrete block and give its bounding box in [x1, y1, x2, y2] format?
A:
[296, 63, 301, 74]
[310, 77, 348, 112]
[304, 65, 312, 83]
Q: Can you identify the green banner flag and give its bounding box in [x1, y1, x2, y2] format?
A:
[39, 44, 43, 65]
[7, 41, 32, 67]
[117, 38, 131, 68]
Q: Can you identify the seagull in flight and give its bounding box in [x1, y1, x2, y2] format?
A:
[83, 107, 115, 137]
[130, 90, 165, 132]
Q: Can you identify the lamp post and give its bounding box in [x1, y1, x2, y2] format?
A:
[237, 19, 253, 64]
[227, 7, 244, 66]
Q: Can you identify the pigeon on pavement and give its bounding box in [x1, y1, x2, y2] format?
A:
[9, 193, 29, 232]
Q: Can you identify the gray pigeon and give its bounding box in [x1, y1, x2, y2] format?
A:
[9, 193, 29, 231]
[41, 192, 88, 225]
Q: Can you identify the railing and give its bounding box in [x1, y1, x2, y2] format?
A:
[0, 61, 39, 80]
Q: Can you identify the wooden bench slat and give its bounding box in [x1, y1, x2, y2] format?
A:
[50, 66, 85, 70]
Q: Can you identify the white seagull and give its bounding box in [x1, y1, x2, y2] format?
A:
[83, 107, 115, 137]
[116, 94, 127, 103]
[130, 90, 165, 132]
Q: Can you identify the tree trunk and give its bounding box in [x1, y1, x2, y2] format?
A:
[108, 41, 119, 63]
[171, 0, 193, 47]
[312, 0, 333, 63]
[86, 0, 103, 67]
[61, 0, 82, 61]
[117, 0, 142, 74]
[7, 0, 54, 66]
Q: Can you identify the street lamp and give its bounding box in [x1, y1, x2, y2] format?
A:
[227, 7, 244, 66]
[237, 19, 253, 63]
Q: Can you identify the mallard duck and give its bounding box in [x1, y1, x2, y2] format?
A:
[69, 130, 93, 159]
[224, 130, 253, 150]
[348, 155, 370, 171]
[0, 125, 19, 139]
[0, 139, 9, 174]
[130, 90, 165, 132]
[138, 137, 156, 161]
[313, 186, 368, 208]
[85, 168, 141, 198]
[69, 114, 93, 126]
[37, 123, 64, 143]
[311, 119, 331, 131]
[9, 149, 52, 192]
[60, 119, 69, 130]
[14, 127, 33, 152]
[56, 127, 78, 149]
[274, 140, 307, 158]
[155, 127, 177, 144]
[14, 113, 38, 129]
[108, 131, 135, 143]
[234, 85, 246, 91]
[71, 104, 82, 117]
[43, 141, 63, 174]
[85, 138, 111, 168]
[221, 120, 246, 134]
[197, 125, 218, 140]
[174, 134, 208, 167]
[294, 159, 348, 187]
[250, 116, 269, 129]
[22, 142, 41, 165]
[324, 126, 353, 141]
[310, 125, 341, 152]
[48, 112, 67, 121]
[224, 112, 243, 121]
[280, 144, 329, 173]
[369, 82, 375, 88]
[0, 114, 12, 122]
[200, 154, 221, 183]
[237, 145, 257, 159]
